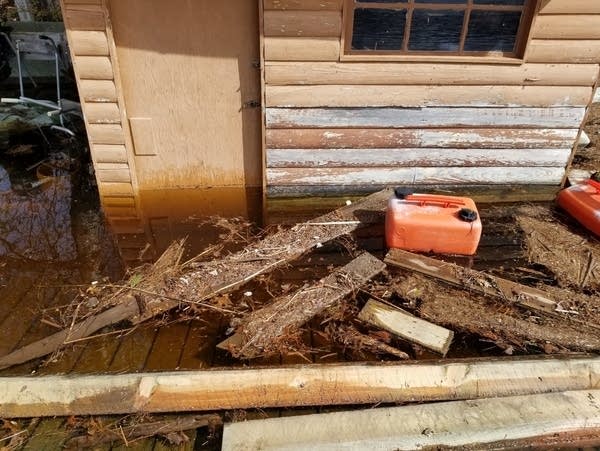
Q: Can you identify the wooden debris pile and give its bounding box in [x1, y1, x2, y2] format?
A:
[4, 189, 600, 447]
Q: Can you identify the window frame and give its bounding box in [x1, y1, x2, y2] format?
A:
[341, 0, 538, 63]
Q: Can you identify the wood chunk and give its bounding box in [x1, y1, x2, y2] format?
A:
[358, 299, 453, 356]
[219, 253, 386, 359]
[2, 356, 600, 418]
[221, 390, 600, 450]
[385, 248, 557, 314]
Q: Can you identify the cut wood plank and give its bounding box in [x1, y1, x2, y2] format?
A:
[527, 40, 600, 63]
[266, 167, 566, 186]
[265, 128, 579, 149]
[264, 0, 342, 10]
[88, 124, 125, 145]
[221, 390, 600, 450]
[266, 107, 586, 129]
[74, 56, 114, 80]
[0, 190, 390, 371]
[266, 85, 592, 108]
[92, 144, 128, 164]
[97, 182, 135, 198]
[264, 37, 340, 61]
[85, 102, 120, 124]
[266, 148, 571, 168]
[218, 253, 386, 359]
[533, 15, 600, 40]
[265, 62, 600, 87]
[358, 299, 453, 355]
[264, 10, 342, 37]
[64, 5, 105, 31]
[2, 356, 600, 417]
[385, 248, 559, 314]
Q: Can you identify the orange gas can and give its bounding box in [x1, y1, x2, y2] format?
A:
[557, 177, 600, 237]
[385, 190, 482, 255]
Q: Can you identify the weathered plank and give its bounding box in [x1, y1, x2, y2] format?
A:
[266, 148, 571, 168]
[85, 102, 121, 124]
[222, 390, 600, 450]
[264, 37, 340, 61]
[358, 299, 454, 355]
[88, 124, 125, 145]
[265, 128, 579, 149]
[265, 62, 600, 87]
[533, 15, 600, 40]
[527, 40, 600, 63]
[92, 144, 128, 164]
[264, 10, 342, 37]
[3, 356, 600, 417]
[540, 0, 600, 13]
[385, 248, 558, 314]
[64, 5, 105, 31]
[266, 167, 566, 186]
[70, 30, 109, 56]
[219, 253, 386, 359]
[266, 85, 592, 108]
[264, 0, 342, 10]
[266, 107, 586, 129]
[74, 56, 113, 80]
[79, 80, 117, 102]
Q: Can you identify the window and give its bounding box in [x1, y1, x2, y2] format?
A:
[344, 0, 536, 58]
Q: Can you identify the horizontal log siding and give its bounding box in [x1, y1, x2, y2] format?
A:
[262, 1, 600, 195]
[61, 0, 139, 224]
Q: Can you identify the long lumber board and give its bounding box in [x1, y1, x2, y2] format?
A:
[385, 248, 558, 314]
[0, 190, 391, 371]
[219, 253, 386, 358]
[221, 390, 600, 450]
[2, 356, 600, 418]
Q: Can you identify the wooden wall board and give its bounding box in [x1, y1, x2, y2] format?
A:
[264, 0, 342, 10]
[533, 15, 600, 40]
[263, 10, 342, 37]
[97, 182, 135, 198]
[539, 0, 600, 14]
[266, 148, 571, 168]
[265, 85, 592, 108]
[265, 128, 579, 149]
[527, 40, 600, 63]
[85, 102, 121, 124]
[79, 80, 118, 102]
[70, 30, 109, 56]
[222, 390, 600, 450]
[93, 144, 128, 164]
[264, 37, 340, 61]
[265, 62, 599, 87]
[88, 124, 126, 145]
[73, 56, 114, 80]
[266, 166, 566, 186]
[63, 5, 106, 31]
[266, 107, 586, 129]
[96, 169, 132, 183]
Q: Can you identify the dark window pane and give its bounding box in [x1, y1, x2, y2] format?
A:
[409, 9, 464, 51]
[464, 11, 521, 52]
[415, 0, 467, 3]
[352, 8, 406, 50]
[473, 0, 524, 4]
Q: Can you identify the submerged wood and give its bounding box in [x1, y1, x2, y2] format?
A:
[0, 189, 390, 371]
[65, 415, 221, 449]
[219, 252, 386, 359]
[385, 248, 558, 313]
[221, 390, 600, 450]
[329, 324, 410, 360]
[358, 299, 454, 356]
[2, 356, 600, 418]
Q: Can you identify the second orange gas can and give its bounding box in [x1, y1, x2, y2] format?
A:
[385, 189, 482, 255]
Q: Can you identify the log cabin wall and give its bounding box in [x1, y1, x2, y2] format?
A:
[60, 0, 144, 233]
[262, 0, 600, 197]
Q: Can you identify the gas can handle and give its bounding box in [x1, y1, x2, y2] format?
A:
[403, 194, 466, 208]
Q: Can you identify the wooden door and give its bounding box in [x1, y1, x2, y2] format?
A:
[108, 0, 262, 192]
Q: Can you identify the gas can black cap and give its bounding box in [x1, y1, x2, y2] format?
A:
[394, 187, 414, 199]
[591, 172, 600, 182]
[458, 208, 478, 222]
